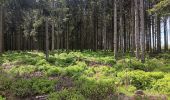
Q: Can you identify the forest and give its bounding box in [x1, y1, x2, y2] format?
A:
[0, 0, 170, 100]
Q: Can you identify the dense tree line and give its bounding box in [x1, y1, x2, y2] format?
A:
[0, 0, 170, 61]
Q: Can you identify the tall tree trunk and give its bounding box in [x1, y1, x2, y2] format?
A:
[152, 17, 155, 52]
[45, 17, 49, 60]
[140, 0, 145, 63]
[135, 0, 140, 59]
[0, 5, 3, 53]
[66, 21, 69, 50]
[51, 21, 55, 50]
[114, 0, 118, 59]
[164, 17, 168, 51]
[120, 0, 124, 54]
[51, 0, 55, 50]
[148, 16, 152, 52]
[103, 2, 107, 51]
[169, 17, 170, 50]
[157, 16, 161, 53]
[131, 0, 135, 54]
[57, 24, 60, 49]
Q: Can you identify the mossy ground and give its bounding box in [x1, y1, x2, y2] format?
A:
[0, 51, 170, 100]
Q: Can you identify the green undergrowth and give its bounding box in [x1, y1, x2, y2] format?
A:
[0, 96, 5, 100]
[0, 51, 170, 99]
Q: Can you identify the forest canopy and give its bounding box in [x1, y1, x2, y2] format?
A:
[150, 0, 170, 15]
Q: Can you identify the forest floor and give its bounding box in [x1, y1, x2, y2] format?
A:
[0, 51, 170, 100]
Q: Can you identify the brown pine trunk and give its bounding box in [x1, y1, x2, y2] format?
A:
[57, 24, 60, 49]
[164, 18, 168, 51]
[51, 0, 55, 50]
[131, 0, 135, 54]
[45, 17, 49, 60]
[135, 0, 140, 59]
[51, 21, 55, 50]
[120, 16, 123, 53]
[152, 17, 155, 52]
[103, 4, 107, 51]
[149, 26, 152, 52]
[169, 18, 170, 50]
[114, 0, 118, 59]
[0, 6, 3, 53]
[157, 16, 161, 53]
[120, 0, 124, 54]
[140, 0, 145, 63]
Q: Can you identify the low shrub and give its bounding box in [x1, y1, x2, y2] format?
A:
[152, 76, 170, 93]
[94, 57, 116, 65]
[128, 58, 145, 71]
[11, 79, 32, 97]
[155, 64, 170, 72]
[157, 53, 170, 59]
[144, 58, 163, 71]
[115, 59, 126, 71]
[8, 65, 36, 75]
[36, 64, 53, 71]
[46, 67, 62, 76]
[102, 57, 116, 64]
[126, 85, 137, 93]
[47, 56, 57, 64]
[116, 58, 164, 71]
[48, 89, 85, 100]
[116, 58, 144, 71]
[117, 71, 164, 90]
[147, 72, 164, 80]
[0, 96, 5, 100]
[118, 85, 137, 95]
[32, 78, 57, 94]
[1, 51, 170, 99]
[76, 77, 115, 100]
[0, 56, 3, 65]
[53, 53, 77, 67]
[11, 78, 57, 97]
[0, 72, 12, 92]
[93, 66, 116, 76]
[85, 56, 116, 65]
[36, 59, 48, 66]
[21, 57, 38, 65]
[64, 61, 86, 76]
[68, 52, 83, 60]
[83, 66, 116, 78]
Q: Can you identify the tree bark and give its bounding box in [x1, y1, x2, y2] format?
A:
[157, 16, 161, 53]
[120, 0, 124, 54]
[131, 0, 135, 54]
[169, 17, 170, 50]
[52, 21, 55, 50]
[51, 0, 55, 50]
[114, 0, 118, 59]
[45, 17, 49, 60]
[135, 0, 140, 59]
[0, 5, 3, 53]
[164, 17, 168, 51]
[103, 2, 107, 51]
[140, 0, 145, 63]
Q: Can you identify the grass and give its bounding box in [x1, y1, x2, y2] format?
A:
[0, 51, 170, 100]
